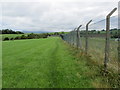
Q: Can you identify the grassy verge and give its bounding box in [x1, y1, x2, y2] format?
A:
[67, 39, 119, 88]
[80, 37, 118, 72]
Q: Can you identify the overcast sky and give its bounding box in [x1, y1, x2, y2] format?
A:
[0, 0, 119, 32]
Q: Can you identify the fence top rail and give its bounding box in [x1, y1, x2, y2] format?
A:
[107, 8, 117, 17]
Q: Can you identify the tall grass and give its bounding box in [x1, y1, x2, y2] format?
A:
[81, 37, 118, 72]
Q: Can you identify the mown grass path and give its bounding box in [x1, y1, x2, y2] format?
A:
[3, 37, 95, 88]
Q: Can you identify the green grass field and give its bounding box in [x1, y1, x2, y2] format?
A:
[2, 37, 116, 88]
[1, 32, 68, 39]
[2, 37, 113, 88]
[2, 34, 27, 39]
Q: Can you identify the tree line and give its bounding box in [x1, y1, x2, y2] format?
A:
[3, 33, 49, 41]
[2, 31, 65, 41]
[80, 28, 119, 38]
[0, 29, 24, 34]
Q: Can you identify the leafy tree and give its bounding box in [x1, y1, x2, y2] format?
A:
[16, 31, 24, 34]
[102, 29, 105, 31]
[1, 29, 24, 34]
[54, 32, 59, 35]
[61, 32, 65, 34]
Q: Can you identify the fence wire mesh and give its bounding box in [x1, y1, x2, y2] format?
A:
[61, 9, 119, 71]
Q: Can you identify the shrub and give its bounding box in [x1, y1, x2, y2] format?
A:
[20, 35, 27, 39]
[10, 38, 14, 40]
[14, 36, 20, 40]
[3, 37, 9, 41]
[27, 33, 35, 39]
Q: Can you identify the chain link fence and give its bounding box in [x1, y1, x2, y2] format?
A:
[61, 7, 119, 72]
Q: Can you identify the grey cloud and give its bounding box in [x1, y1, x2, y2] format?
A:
[0, 1, 118, 32]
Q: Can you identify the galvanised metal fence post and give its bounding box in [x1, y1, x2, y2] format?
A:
[71, 31, 74, 46]
[70, 31, 72, 45]
[73, 28, 77, 46]
[85, 20, 92, 55]
[77, 25, 82, 49]
[104, 8, 117, 72]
